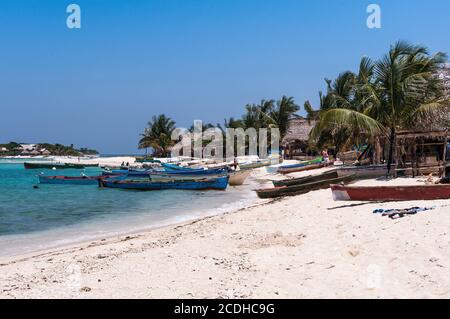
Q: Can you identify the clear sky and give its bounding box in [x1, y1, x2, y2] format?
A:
[1, 0, 449, 154]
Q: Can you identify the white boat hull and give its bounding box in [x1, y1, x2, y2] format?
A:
[228, 170, 252, 186]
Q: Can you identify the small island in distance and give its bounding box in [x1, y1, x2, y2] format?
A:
[0, 142, 98, 157]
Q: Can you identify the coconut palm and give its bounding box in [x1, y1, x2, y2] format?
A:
[309, 67, 381, 154]
[138, 114, 176, 157]
[265, 96, 300, 138]
[223, 117, 244, 129]
[310, 41, 449, 172]
[242, 99, 275, 130]
[368, 41, 447, 170]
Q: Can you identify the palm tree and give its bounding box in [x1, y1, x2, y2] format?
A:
[310, 41, 449, 172]
[368, 42, 447, 171]
[138, 114, 176, 157]
[242, 99, 275, 130]
[223, 117, 244, 129]
[265, 96, 300, 139]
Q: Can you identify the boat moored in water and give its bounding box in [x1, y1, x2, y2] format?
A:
[24, 162, 99, 170]
[99, 176, 229, 191]
[38, 175, 105, 185]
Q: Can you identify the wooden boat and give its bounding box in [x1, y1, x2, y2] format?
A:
[335, 165, 390, 179]
[127, 168, 227, 177]
[266, 157, 322, 174]
[99, 176, 229, 191]
[161, 163, 212, 173]
[331, 184, 450, 201]
[135, 158, 161, 164]
[24, 162, 98, 170]
[273, 170, 338, 187]
[38, 175, 104, 185]
[240, 159, 272, 170]
[278, 157, 323, 170]
[228, 170, 252, 186]
[101, 169, 228, 182]
[256, 174, 355, 199]
[278, 163, 325, 175]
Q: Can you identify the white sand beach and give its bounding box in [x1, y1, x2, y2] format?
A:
[1, 169, 449, 299]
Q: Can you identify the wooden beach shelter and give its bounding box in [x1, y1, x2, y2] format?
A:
[374, 130, 450, 177]
[281, 116, 317, 160]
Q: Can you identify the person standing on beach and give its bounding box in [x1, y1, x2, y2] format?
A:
[322, 149, 330, 165]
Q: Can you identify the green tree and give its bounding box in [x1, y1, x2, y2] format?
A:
[139, 114, 176, 157]
[310, 41, 449, 172]
[266, 96, 300, 139]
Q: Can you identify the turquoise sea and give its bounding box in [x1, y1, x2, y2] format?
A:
[0, 159, 260, 257]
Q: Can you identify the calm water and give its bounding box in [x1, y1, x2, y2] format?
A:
[0, 159, 260, 257]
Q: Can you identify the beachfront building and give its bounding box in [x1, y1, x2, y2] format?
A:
[281, 116, 317, 159]
[374, 130, 450, 177]
[40, 149, 51, 156]
[19, 144, 37, 154]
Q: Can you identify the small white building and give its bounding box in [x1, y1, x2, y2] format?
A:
[0, 147, 8, 152]
[40, 149, 51, 156]
[20, 144, 37, 153]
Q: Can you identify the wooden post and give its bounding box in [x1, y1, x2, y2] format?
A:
[443, 133, 448, 177]
[393, 135, 398, 178]
[411, 143, 416, 178]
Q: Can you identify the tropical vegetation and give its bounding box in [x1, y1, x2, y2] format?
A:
[138, 114, 176, 157]
[307, 41, 449, 171]
[0, 142, 98, 156]
[139, 96, 300, 157]
[139, 41, 450, 165]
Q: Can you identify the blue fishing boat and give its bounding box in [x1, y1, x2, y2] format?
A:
[126, 168, 227, 177]
[161, 163, 198, 171]
[99, 176, 229, 191]
[39, 175, 104, 185]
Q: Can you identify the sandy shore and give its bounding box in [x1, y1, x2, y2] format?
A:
[1, 171, 450, 299]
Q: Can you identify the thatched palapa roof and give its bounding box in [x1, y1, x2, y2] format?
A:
[282, 116, 316, 146]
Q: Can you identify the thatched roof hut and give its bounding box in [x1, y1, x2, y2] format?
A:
[282, 116, 315, 145]
[282, 116, 316, 158]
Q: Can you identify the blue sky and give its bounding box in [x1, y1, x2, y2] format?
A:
[1, 0, 449, 154]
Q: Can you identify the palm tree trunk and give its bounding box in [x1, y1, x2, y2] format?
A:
[387, 127, 396, 175]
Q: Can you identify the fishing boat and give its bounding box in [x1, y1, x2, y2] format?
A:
[277, 157, 323, 170]
[161, 162, 198, 171]
[256, 174, 355, 199]
[161, 163, 214, 173]
[239, 159, 272, 170]
[228, 169, 252, 186]
[24, 162, 98, 170]
[38, 175, 104, 185]
[99, 176, 229, 191]
[273, 170, 338, 187]
[278, 162, 325, 175]
[127, 168, 227, 177]
[335, 165, 390, 179]
[102, 168, 228, 182]
[331, 184, 450, 201]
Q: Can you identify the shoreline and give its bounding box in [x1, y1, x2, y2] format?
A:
[2, 176, 450, 298]
[0, 157, 270, 259]
[0, 197, 273, 264]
